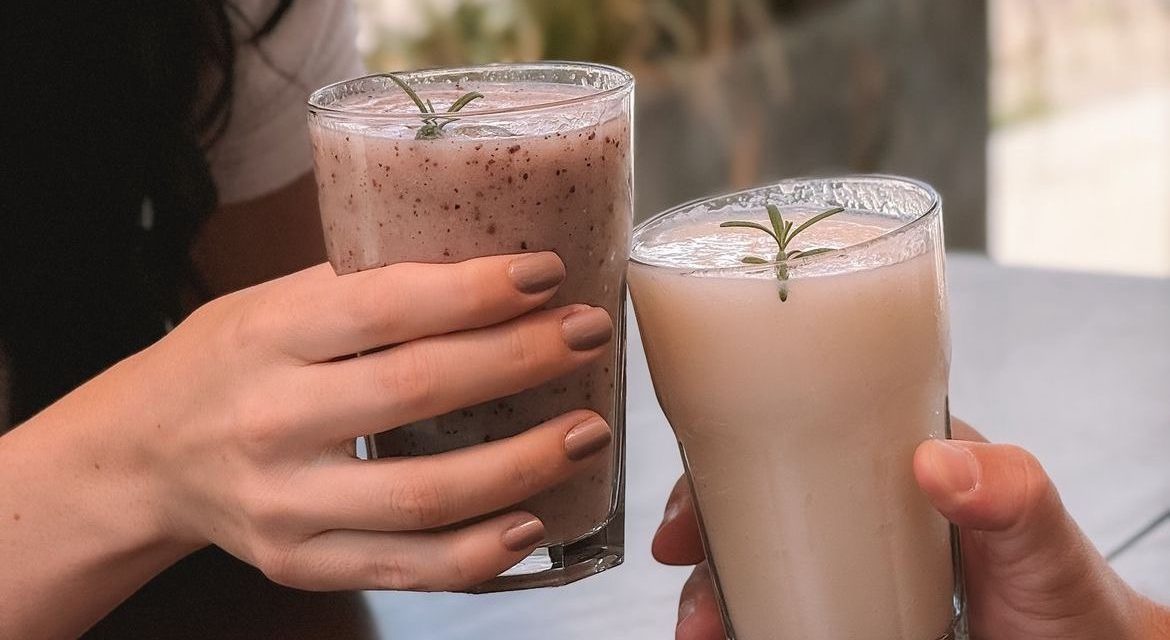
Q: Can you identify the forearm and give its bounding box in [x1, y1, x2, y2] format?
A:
[0, 353, 198, 637]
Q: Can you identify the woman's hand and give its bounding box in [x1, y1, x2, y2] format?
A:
[654, 419, 1170, 640]
[1, 252, 615, 636]
[149, 251, 614, 591]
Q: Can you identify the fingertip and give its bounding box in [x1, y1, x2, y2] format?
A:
[914, 439, 981, 517]
[676, 564, 724, 640]
[652, 485, 688, 562]
[561, 305, 614, 352]
[652, 500, 705, 566]
[912, 438, 936, 486]
[562, 413, 613, 462]
[918, 439, 1063, 535]
[651, 525, 674, 564]
[440, 512, 552, 590]
[921, 439, 980, 489]
[500, 512, 545, 553]
[506, 251, 566, 296]
[676, 610, 725, 640]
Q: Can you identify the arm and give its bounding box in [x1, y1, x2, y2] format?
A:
[0, 253, 614, 637]
[0, 355, 197, 638]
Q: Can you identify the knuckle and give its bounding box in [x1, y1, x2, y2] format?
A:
[371, 554, 423, 591]
[389, 475, 449, 529]
[985, 444, 1059, 532]
[456, 265, 496, 319]
[1011, 446, 1055, 514]
[443, 550, 476, 590]
[224, 295, 276, 356]
[232, 397, 289, 459]
[504, 324, 545, 372]
[380, 346, 439, 413]
[237, 477, 296, 535]
[504, 450, 548, 496]
[255, 543, 301, 587]
[248, 493, 294, 536]
[348, 278, 407, 341]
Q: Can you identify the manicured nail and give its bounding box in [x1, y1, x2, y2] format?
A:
[507, 252, 565, 294]
[561, 307, 613, 351]
[930, 440, 980, 494]
[502, 516, 545, 552]
[563, 416, 613, 461]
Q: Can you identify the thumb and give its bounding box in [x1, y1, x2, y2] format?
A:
[914, 439, 1067, 543]
[914, 439, 1143, 638]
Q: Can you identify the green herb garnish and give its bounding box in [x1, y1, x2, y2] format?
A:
[720, 205, 845, 301]
[385, 73, 484, 140]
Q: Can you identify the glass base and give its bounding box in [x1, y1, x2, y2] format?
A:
[944, 521, 971, 640]
[461, 509, 624, 593]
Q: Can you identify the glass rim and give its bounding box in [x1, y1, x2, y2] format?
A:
[629, 174, 942, 275]
[307, 61, 635, 121]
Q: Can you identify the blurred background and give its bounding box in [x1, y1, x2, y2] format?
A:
[353, 0, 1170, 276]
[343, 3, 1170, 637]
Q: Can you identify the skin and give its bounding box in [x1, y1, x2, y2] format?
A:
[0, 251, 615, 638]
[654, 419, 1170, 640]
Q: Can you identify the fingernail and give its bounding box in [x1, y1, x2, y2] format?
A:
[502, 516, 545, 552]
[561, 307, 613, 351]
[563, 416, 612, 461]
[930, 440, 980, 494]
[507, 252, 565, 294]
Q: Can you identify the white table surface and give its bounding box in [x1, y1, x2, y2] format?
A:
[364, 253, 1170, 639]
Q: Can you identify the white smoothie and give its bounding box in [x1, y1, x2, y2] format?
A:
[629, 209, 956, 640]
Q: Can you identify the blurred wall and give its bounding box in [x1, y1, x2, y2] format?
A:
[633, 0, 988, 248]
[358, 0, 989, 249]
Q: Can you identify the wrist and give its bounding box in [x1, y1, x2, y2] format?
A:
[93, 349, 207, 556]
[0, 351, 201, 636]
[28, 349, 202, 559]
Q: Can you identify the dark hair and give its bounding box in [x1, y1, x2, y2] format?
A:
[1, 1, 294, 425]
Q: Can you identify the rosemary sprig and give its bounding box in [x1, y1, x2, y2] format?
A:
[720, 205, 845, 301]
[385, 73, 484, 140]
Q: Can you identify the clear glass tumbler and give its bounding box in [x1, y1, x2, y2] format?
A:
[628, 176, 966, 639]
[307, 62, 634, 592]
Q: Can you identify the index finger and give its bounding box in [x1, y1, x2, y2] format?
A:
[246, 252, 566, 362]
[653, 474, 705, 566]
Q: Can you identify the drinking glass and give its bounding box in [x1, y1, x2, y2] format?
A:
[628, 175, 966, 639]
[307, 62, 634, 592]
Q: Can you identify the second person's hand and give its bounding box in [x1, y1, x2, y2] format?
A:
[652, 419, 1170, 640]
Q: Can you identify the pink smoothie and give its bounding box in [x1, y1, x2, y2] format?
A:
[309, 80, 632, 544]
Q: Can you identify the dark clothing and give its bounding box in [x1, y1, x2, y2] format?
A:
[1, 5, 375, 637]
